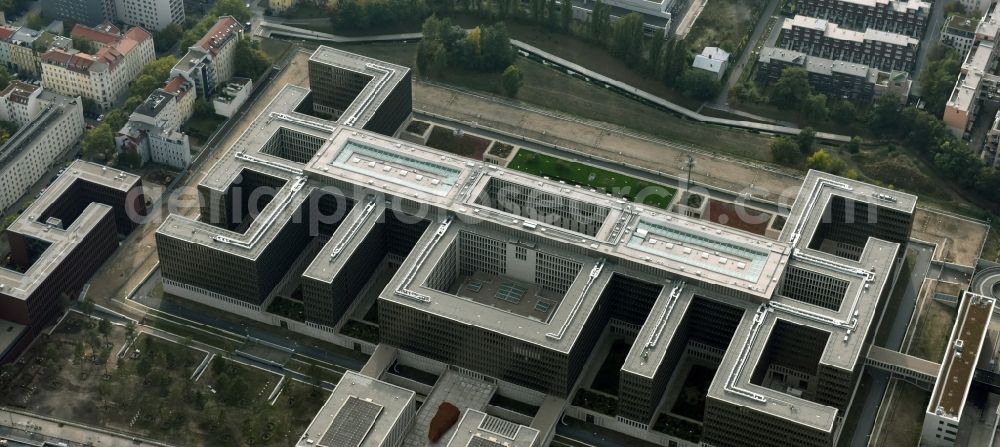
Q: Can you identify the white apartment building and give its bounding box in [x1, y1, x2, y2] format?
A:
[114, 0, 185, 32]
[170, 16, 243, 98]
[0, 82, 43, 126]
[116, 75, 195, 169]
[0, 86, 85, 212]
[40, 25, 154, 110]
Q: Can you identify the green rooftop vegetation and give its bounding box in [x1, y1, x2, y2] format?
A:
[508, 150, 677, 209]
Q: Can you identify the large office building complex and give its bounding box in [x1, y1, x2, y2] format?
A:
[40, 24, 154, 110]
[0, 161, 146, 363]
[0, 83, 85, 212]
[794, 0, 929, 37]
[154, 46, 918, 446]
[780, 15, 919, 72]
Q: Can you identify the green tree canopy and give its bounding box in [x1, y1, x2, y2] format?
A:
[771, 67, 811, 107]
[0, 66, 9, 91]
[234, 38, 271, 79]
[82, 123, 116, 162]
[212, 0, 253, 22]
[796, 126, 816, 154]
[679, 69, 720, 100]
[770, 136, 800, 166]
[154, 23, 184, 53]
[611, 13, 645, 67]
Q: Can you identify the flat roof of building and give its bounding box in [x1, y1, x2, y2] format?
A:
[296, 371, 415, 447]
[929, 291, 995, 420]
[309, 46, 410, 129]
[445, 409, 540, 446]
[0, 161, 141, 300]
[784, 15, 917, 46]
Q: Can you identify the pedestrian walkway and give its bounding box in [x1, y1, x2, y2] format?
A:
[401, 369, 496, 446]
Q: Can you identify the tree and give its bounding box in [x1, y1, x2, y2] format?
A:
[98, 318, 112, 337]
[530, 0, 544, 22]
[771, 67, 811, 107]
[330, 0, 368, 31]
[25, 11, 46, 30]
[72, 37, 95, 54]
[679, 69, 720, 100]
[129, 75, 160, 101]
[234, 38, 271, 79]
[82, 124, 116, 162]
[868, 93, 902, 134]
[154, 23, 184, 53]
[546, 0, 559, 29]
[831, 100, 856, 126]
[806, 148, 832, 171]
[611, 13, 645, 67]
[478, 23, 514, 72]
[771, 136, 800, 165]
[647, 29, 665, 76]
[588, 0, 611, 43]
[797, 127, 816, 154]
[212, 0, 253, 22]
[118, 150, 142, 168]
[919, 46, 961, 116]
[500, 64, 524, 97]
[662, 38, 689, 86]
[560, 0, 573, 31]
[801, 93, 828, 123]
[194, 97, 215, 117]
[847, 136, 862, 154]
[181, 15, 220, 49]
[0, 66, 9, 91]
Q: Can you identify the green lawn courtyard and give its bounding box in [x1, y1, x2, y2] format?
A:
[507, 150, 677, 209]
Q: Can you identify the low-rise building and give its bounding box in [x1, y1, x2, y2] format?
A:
[40, 24, 154, 110]
[212, 77, 252, 118]
[0, 81, 44, 126]
[692, 46, 730, 79]
[170, 16, 243, 98]
[780, 14, 919, 72]
[795, 0, 930, 37]
[941, 14, 979, 57]
[0, 86, 85, 212]
[297, 371, 416, 447]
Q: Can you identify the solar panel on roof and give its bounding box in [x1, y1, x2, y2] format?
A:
[319, 396, 384, 447]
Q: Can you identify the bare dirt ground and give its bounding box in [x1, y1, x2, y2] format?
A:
[412, 82, 804, 206]
[910, 208, 988, 268]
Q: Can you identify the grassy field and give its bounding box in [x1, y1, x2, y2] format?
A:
[687, 0, 767, 55]
[508, 150, 677, 208]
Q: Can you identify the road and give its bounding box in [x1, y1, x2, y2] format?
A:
[972, 264, 1000, 298]
[713, 0, 781, 106]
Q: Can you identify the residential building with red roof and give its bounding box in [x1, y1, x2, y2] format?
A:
[40, 24, 154, 110]
[170, 16, 244, 98]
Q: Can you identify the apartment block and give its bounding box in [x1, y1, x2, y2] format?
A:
[0, 26, 71, 77]
[941, 14, 979, 57]
[0, 161, 146, 363]
[155, 46, 917, 447]
[170, 16, 243, 98]
[780, 15, 919, 72]
[0, 85, 85, 212]
[40, 24, 154, 110]
[114, 0, 185, 32]
[794, 0, 929, 37]
[40, 0, 116, 27]
[116, 76, 195, 169]
[757, 46, 910, 102]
